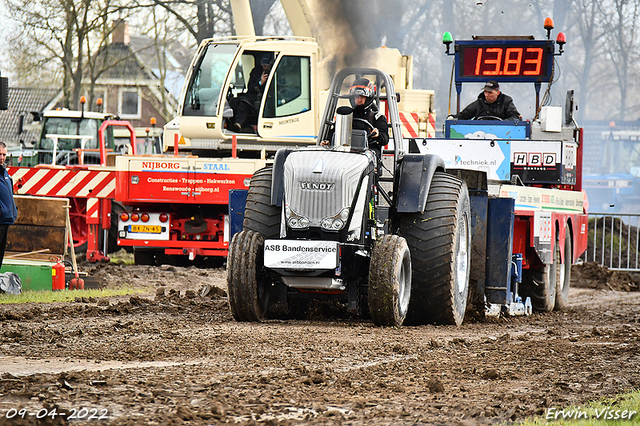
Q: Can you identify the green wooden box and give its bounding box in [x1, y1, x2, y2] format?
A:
[0, 259, 55, 292]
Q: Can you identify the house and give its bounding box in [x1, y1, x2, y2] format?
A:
[87, 19, 191, 130]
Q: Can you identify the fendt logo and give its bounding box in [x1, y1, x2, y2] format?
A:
[300, 182, 334, 191]
[513, 152, 556, 167]
[141, 162, 181, 170]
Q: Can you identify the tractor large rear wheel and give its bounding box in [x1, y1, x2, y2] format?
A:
[243, 165, 280, 238]
[368, 235, 412, 327]
[399, 172, 471, 326]
[227, 230, 271, 322]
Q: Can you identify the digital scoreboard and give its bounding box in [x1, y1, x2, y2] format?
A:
[455, 40, 554, 83]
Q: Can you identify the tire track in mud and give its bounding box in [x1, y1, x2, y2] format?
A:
[0, 265, 638, 425]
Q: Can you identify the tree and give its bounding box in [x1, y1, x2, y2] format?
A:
[4, 0, 132, 109]
[601, 0, 640, 120]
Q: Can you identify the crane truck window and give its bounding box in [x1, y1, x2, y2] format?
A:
[263, 56, 311, 119]
[182, 43, 237, 117]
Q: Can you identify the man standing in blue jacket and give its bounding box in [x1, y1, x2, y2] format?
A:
[0, 142, 17, 267]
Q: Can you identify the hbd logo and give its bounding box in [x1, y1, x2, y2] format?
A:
[513, 152, 556, 167]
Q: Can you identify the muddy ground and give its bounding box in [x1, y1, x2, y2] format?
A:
[0, 261, 639, 425]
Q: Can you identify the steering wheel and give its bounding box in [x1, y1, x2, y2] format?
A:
[475, 116, 503, 121]
[354, 117, 376, 134]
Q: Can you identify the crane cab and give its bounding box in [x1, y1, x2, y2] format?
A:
[173, 37, 322, 156]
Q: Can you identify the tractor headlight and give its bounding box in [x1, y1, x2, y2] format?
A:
[285, 204, 310, 230]
[321, 208, 349, 231]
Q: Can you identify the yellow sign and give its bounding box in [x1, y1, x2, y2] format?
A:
[130, 225, 161, 234]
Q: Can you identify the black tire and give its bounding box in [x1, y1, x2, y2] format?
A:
[108, 202, 130, 254]
[269, 295, 310, 320]
[243, 165, 280, 238]
[399, 172, 471, 326]
[554, 226, 572, 310]
[227, 230, 270, 322]
[522, 253, 557, 312]
[134, 248, 162, 266]
[368, 235, 412, 327]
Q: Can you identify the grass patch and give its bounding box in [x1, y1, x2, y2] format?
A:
[0, 287, 147, 304]
[108, 249, 135, 265]
[516, 390, 639, 425]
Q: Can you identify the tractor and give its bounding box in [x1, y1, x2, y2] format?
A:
[227, 68, 470, 326]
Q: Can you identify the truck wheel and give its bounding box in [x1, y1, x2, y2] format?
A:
[243, 166, 280, 238]
[227, 230, 270, 322]
[399, 172, 471, 326]
[108, 202, 130, 253]
[554, 227, 572, 310]
[134, 249, 162, 266]
[368, 235, 412, 327]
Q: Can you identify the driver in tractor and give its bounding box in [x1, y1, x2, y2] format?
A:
[450, 80, 521, 121]
[321, 77, 389, 157]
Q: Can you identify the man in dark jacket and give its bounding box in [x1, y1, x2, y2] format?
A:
[320, 78, 389, 157]
[348, 78, 389, 156]
[452, 80, 521, 121]
[231, 53, 274, 132]
[0, 142, 17, 267]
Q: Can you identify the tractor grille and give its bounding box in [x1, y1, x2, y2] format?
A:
[284, 150, 369, 228]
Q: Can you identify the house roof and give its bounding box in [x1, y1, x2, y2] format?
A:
[0, 87, 60, 147]
[94, 42, 155, 81]
[129, 35, 192, 72]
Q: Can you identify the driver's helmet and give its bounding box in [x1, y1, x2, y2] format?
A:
[349, 78, 375, 112]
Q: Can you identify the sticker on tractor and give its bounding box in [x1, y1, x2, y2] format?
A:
[264, 240, 338, 269]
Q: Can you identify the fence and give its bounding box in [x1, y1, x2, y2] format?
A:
[581, 212, 640, 271]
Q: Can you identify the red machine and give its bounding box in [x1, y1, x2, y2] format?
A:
[8, 120, 136, 262]
[114, 138, 266, 264]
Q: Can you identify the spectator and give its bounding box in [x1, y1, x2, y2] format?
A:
[0, 142, 17, 268]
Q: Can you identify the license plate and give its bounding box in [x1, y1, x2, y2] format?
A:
[264, 240, 338, 269]
[129, 225, 162, 234]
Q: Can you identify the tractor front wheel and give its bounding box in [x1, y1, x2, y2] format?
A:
[368, 235, 412, 327]
[227, 230, 271, 322]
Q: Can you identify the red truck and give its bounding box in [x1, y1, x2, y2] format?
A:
[114, 147, 266, 264]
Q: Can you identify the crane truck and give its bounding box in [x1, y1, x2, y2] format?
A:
[115, 0, 436, 264]
[227, 20, 588, 325]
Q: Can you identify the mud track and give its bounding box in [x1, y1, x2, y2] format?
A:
[0, 263, 639, 425]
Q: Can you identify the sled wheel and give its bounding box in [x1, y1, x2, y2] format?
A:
[227, 230, 271, 322]
[368, 235, 412, 327]
[554, 226, 572, 310]
[243, 165, 281, 238]
[399, 172, 471, 326]
[523, 248, 557, 312]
